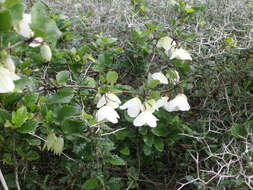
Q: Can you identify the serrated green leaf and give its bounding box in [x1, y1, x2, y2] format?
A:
[106, 71, 118, 84]
[120, 146, 130, 155]
[0, 109, 11, 124]
[17, 119, 38, 134]
[146, 80, 160, 89]
[56, 70, 70, 84]
[105, 155, 125, 166]
[151, 125, 169, 137]
[31, 2, 61, 41]
[46, 88, 74, 104]
[82, 178, 99, 190]
[12, 106, 28, 128]
[154, 137, 164, 152]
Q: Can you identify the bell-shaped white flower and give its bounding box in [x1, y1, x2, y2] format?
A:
[157, 36, 176, 52]
[0, 67, 20, 93]
[164, 94, 190, 112]
[151, 72, 168, 84]
[120, 97, 144, 118]
[170, 48, 192, 61]
[29, 37, 44, 47]
[14, 13, 34, 38]
[97, 93, 121, 109]
[40, 44, 52, 62]
[96, 106, 120, 124]
[133, 111, 158, 128]
[3, 56, 15, 73]
[167, 69, 180, 85]
[156, 97, 169, 109]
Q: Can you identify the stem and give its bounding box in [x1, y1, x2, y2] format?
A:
[0, 168, 9, 190]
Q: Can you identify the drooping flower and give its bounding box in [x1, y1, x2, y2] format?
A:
[120, 97, 144, 118]
[170, 48, 192, 61]
[14, 13, 34, 38]
[156, 36, 176, 52]
[0, 67, 20, 93]
[133, 99, 159, 128]
[96, 106, 120, 124]
[151, 72, 168, 84]
[40, 44, 52, 62]
[3, 56, 16, 73]
[156, 97, 169, 109]
[167, 69, 180, 85]
[29, 37, 44, 47]
[133, 111, 158, 128]
[164, 94, 190, 112]
[97, 93, 121, 109]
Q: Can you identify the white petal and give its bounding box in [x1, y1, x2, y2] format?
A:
[156, 97, 169, 109]
[14, 13, 34, 38]
[105, 93, 121, 109]
[120, 97, 143, 118]
[170, 48, 192, 61]
[133, 111, 158, 128]
[97, 95, 106, 108]
[96, 106, 120, 124]
[164, 94, 190, 112]
[0, 68, 16, 93]
[157, 36, 176, 52]
[151, 72, 168, 84]
[29, 37, 44, 47]
[3, 56, 16, 73]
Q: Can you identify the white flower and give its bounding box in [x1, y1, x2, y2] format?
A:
[164, 94, 190, 112]
[120, 97, 144, 118]
[3, 56, 15, 73]
[133, 111, 158, 128]
[156, 97, 169, 109]
[170, 48, 192, 61]
[157, 36, 176, 52]
[40, 44, 52, 62]
[167, 69, 180, 85]
[96, 106, 120, 124]
[0, 67, 20, 93]
[97, 93, 121, 109]
[29, 37, 44, 47]
[151, 72, 168, 84]
[14, 13, 34, 38]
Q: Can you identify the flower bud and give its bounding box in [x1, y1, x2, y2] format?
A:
[40, 44, 52, 62]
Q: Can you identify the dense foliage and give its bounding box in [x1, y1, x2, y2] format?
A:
[0, 0, 253, 189]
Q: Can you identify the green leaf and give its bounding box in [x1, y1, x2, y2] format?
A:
[105, 155, 126, 166]
[143, 134, 154, 147]
[0, 109, 11, 124]
[25, 151, 40, 161]
[154, 137, 164, 152]
[120, 146, 130, 155]
[54, 105, 81, 123]
[56, 70, 70, 84]
[31, 2, 61, 41]
[23, 93, 39, 111]
[4, 0, 21, 7]
[17, 119, 38, 134]
[151, 125, 170, 137]
[82, 178, 99, 190]
[46, 88, 74, 104]
[0, 10, 12, 32]
[146, 80, 160, 89]
[8, 2, 24, 24]
[12, 106, 28, 128]
[106, 71, 118, 84]
[230, 123, 247, 138]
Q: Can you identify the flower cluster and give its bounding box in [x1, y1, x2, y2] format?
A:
[156, 36, 192, 61]
[94, 70, 190, 128]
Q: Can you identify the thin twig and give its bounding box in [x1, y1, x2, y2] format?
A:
[0, 169, 9, 190]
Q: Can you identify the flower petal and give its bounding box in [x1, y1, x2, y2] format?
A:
[164, 94, 190, 112]
[120, 97, 143, 118]
[96, 106, 120, 124]
[151, 72, 168, 84]
[170, 48, 192, 61]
